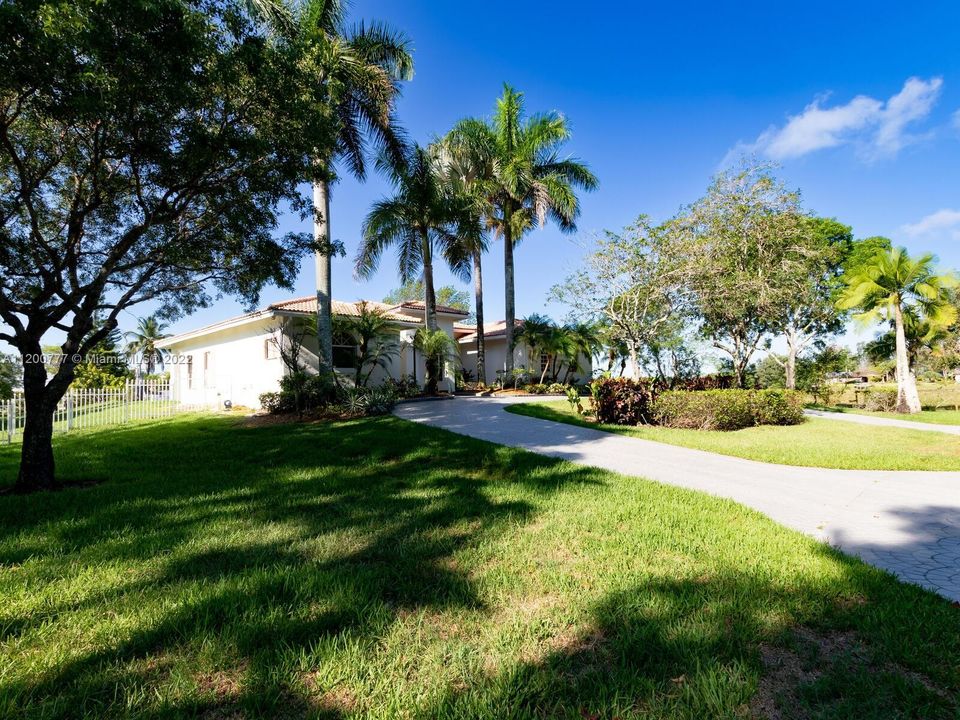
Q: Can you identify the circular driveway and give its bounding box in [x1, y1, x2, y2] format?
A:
[396, 396, 960, 602]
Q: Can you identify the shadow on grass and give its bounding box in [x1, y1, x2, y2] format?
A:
[0, 415, 957, 719]
[0, 415, 602, 717]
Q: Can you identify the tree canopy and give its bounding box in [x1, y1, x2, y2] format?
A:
[0, 0, 342, 490]
[383, 281, 471, 313]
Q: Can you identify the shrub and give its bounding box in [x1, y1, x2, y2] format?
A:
[566, 386, 584, 415]
[259, 391, 294, 414]
[654, 390, 755, 430]
[589, 377, 657, 425]
[671, 375, 735, 391]
[383, 375, 419, 399]
[546, 382, 568, 394]
[524, 383, 549, 394]
[336, 386, 397, 417]
[653, 389, 804, 430]
[862, 388, 898, 412]
[752, 389, 805, 425]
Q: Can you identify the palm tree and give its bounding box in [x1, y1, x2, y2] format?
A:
[561, 322, 602, 383]
[436, 135, 493, 385]
[333, 302, 400, 386]
[413, 327, 457, 394]
[516, 314, 559, 384]
[285, 1, 414, 369]
[355, 144, 468, 331]
[124, 316, 170, 375]
[839, 247, 957, 413]
[449, 85, 597, 375]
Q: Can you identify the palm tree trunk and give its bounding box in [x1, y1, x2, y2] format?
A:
[421, 230, 438, 332]
[893, 302, 922, 413]
[314, 179, 333, 370]
[472, 250, 486, 385]
[503, 208, 515, 375]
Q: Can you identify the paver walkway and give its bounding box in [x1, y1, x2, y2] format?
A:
[805, 408, 960, 435]
[396, 397, 960, 602]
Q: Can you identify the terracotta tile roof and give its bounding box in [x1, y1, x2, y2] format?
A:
[386, 300, 469, 316]
[457, 319, 524, 343]
[270, 296, 422, 323]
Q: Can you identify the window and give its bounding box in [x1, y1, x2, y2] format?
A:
[332, 331, 359, 369]
[186, 355, 193, 389]
[540, 353, 549, 375]
[332, 344, 358, 369]
[264, 338, 279, 360]
[203, 351, 211, 388]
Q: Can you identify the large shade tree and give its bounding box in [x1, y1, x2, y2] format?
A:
[839, 247, 957, 413]
[769, 217, 853, 389]
[551, 216, 695, 381]
[449, 85, 597, 375]
[0, 0, 340, 491]
[682, 163, 810, 387]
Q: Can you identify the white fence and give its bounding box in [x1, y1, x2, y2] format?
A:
[3, 380, 187, 444]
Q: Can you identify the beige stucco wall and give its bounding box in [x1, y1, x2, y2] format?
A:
[459, 337, 593, 385]
[166, 317, 283, 410]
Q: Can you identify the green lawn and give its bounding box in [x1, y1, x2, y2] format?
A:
[820, 406, 960, 426]
[1, 415, 957, 719]
[507, 401, 960, 471]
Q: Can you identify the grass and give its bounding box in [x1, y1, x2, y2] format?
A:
[0, 414, 958, 719]
[506, 400, 960, 471]
[817, 406, 960, 426]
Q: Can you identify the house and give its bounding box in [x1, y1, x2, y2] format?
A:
[157, 296, 592, 409]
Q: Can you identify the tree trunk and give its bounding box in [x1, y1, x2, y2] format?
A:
[539, 352, 550, 384]
[424, 356, 439, 395]
[314, 179, 333, 370]
[784, 327, 798, 390]
[15, 360, 60, 493]
[893, 302, 922, 413]
[421, 230, 438, 332]
[503, 207, 515, 375]
[472, 250, 486, 385]
[628, 342, 640, 381]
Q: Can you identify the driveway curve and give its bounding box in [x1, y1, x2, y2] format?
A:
[395, 396, 960, 602]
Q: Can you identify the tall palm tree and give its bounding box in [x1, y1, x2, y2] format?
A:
[839, 247, 957, 413]
[436, 135, 493, 384]
[355, 144, 468, 331]
[289, 1, 413, 368]
[449, 85, 597, 375]
[124, 316, 170, 375]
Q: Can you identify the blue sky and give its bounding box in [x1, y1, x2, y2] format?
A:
[14, 0, 960, 347]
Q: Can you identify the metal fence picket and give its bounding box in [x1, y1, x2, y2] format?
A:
[5, 379, 182, 444]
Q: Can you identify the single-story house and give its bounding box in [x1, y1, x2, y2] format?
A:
[157, 296, 592, 409]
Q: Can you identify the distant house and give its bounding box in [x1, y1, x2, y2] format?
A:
[156, 296, 591, 409]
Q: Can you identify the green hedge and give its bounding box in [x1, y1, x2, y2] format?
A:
[653, 389, 805, 431]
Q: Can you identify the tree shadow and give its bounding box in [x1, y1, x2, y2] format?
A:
[419, 562, 958, 720]
[1, 414, 957, 719]
[0, 415, 603, 718]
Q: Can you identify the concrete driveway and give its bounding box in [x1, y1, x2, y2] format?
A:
[395, 396, 960, 602]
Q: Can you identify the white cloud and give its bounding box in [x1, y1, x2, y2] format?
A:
[734, 77, 942, 162]
[901, 208, 960, 239]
